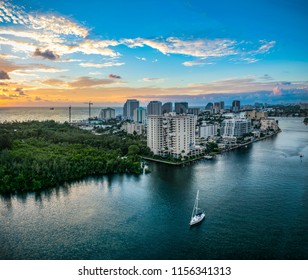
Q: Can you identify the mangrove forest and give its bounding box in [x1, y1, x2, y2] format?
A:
[0, 121, 152, 194]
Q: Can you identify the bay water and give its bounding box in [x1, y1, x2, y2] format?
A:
[0, 113, 307, 259]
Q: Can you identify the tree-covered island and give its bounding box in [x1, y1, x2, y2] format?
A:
[0, 121, 152, 194]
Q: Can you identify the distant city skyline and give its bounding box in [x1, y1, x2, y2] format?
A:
[0, 0, 307, 107]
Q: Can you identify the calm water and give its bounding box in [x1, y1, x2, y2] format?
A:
[0, 118, 307, 260]
[0, 107, 123, 123]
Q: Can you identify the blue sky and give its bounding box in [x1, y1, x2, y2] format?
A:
[0, 0, 307, 106]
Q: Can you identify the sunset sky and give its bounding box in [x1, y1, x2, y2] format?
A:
[0, 0, 307, 107]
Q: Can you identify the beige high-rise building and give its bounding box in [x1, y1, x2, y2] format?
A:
[260, 118, 279, 131]
[242, 110, 268, 120]
[100, 107, 115, 120]
[147, 113, 196, 158]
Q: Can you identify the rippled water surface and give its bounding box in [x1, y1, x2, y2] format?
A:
[0, 118, 307, 259]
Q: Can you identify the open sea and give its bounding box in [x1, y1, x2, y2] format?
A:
[0, 108, 307, 259]
[0, 107, 123, 123]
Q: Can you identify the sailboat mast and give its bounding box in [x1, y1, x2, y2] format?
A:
[191, 190, 199, 219]
[189, 189, 205, 226]
[196, 190, 199, 211]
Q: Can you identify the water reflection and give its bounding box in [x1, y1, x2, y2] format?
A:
[0, 195, 12, 212]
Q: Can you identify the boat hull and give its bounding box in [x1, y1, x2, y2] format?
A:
[189, 212, 205, 226]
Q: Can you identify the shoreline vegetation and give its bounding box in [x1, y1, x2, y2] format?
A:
[0, 120, 281, 195]
[0, 121, 151, 194]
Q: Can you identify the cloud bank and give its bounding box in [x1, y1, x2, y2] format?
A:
[0, 0, 275, 65]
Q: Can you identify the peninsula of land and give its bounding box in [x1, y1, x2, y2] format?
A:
[0, 121, 151, 194]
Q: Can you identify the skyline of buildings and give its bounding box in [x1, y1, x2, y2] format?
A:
[99, 98, 264, 120]
[121, 98, 249, 118]
[118, 97, 281, 158]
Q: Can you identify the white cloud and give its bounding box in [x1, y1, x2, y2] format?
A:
[123, 37, 238, 58]
[28, 15, 88, 37]
[80, 62, 124, 68]
[120, 38, 144, 48]
[0, 1, 119, 58]
[10, 71, 38, 77]
[0, 29, 120, 58]
[183, 61, 206, 67]
[256, 40, 276, 54]
[0, 1, 88, 37]
[241, 58, 259, 64]
[122, 37, 276, 64]
[12, 68, 68, 74]
[72, 39, 120, 57]
[0, 0, 276, 67]
[89, 71, 102, 75]
[57, 58, 83, 63]
[0, 52, 20, 59]
[0, 35, 35, 53]
[0, 29, 63, 44]
[136, 56, 146, 61]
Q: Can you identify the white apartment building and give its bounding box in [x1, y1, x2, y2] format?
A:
[221, 118, 252, 138]
[199, 122, 218, 139]
[121, 122, 145, 135]
[147, 113, 196, 158]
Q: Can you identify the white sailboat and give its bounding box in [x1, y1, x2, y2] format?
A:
[189, 190, 205, 226]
